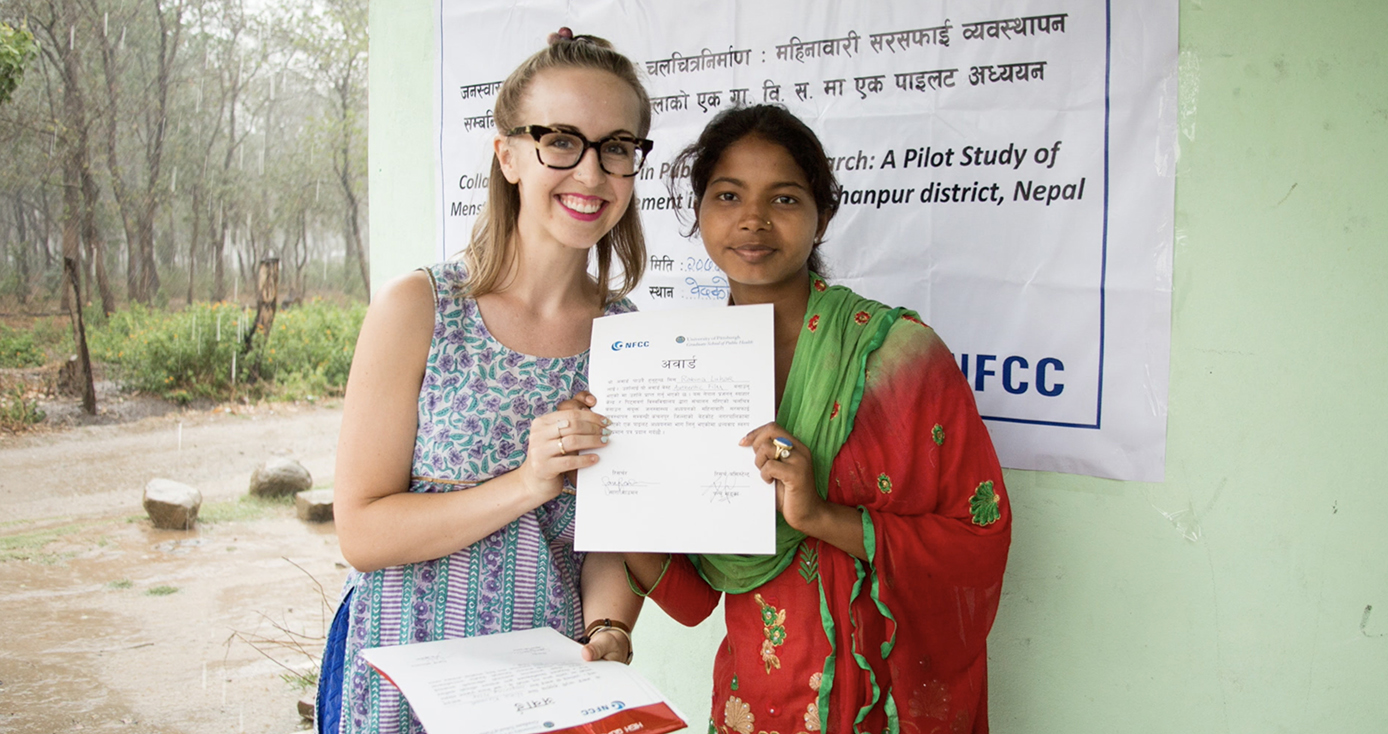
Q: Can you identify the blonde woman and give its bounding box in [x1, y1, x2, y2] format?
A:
[319, 30, 654, 734]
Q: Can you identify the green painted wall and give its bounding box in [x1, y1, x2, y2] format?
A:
[368, 2, 1388, 730]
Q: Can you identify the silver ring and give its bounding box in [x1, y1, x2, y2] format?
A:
[772, 437, 793, 461]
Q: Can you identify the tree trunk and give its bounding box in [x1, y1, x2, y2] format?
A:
[249, 257, 279, 344]
[94, 1, 144, 304]
[38, 186, 55, 270]
[12, 195, 30, 305]
[244, 257, 279, 383]
[17, 242, 31, 306]
[135, 207, 159, 299]
[81, 234, 93, 304]
[133, 0, 183, 303]
[188, 189, 201, 305]
[339, 140, 368, 299]
[55, 0, 86, 314]
[235, 245, 247, 300]
[63, 257, 97, 415]
[60, 159, 82, 314]
[81, 159, 117, 314]
[35, 185, 53, 271]
[295, 212, 308, 297]
[212, 25, 245, 304]
[212, 205, 227, 301]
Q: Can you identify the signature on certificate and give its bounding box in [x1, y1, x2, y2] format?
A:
[601, 470, 655, 496]
[702, 470, 751, 504]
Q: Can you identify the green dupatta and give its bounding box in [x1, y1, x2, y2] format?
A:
[688, 273, 905, 593]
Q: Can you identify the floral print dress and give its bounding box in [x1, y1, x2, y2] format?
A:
[337, 262, 635, 734]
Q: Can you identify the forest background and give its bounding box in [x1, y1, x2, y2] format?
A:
[0, 0, 369, 423]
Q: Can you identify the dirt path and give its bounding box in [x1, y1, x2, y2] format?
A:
[0, 403, 343, 524]
[0, 405, 350, 734]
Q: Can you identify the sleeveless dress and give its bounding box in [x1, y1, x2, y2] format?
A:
[333, 262, 635, 734]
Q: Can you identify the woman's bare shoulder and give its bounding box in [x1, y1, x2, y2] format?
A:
[353, 270, 438, 365]
[372, 270, 437, 318]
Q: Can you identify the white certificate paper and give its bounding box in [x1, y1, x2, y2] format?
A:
[359, 627, 686, 734]
[576, 304, 776, 554]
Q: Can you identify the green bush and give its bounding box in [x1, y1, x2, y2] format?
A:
[254, 299, 365, 398]
[87, 299, 364, 402]
[0, 386, 45, 429]
[30, 316, 73, 356]
[90, 302, 251, 399]
[0, 325, 46, 368]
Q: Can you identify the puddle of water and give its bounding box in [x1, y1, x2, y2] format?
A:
[0, 509, 347, 733]
[0, 656, 161, 733]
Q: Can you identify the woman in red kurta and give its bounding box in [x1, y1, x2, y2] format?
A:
[624, 106, 1011, 734]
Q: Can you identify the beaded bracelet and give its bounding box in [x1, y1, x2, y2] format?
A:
[583, 617, 632, 639]
[580, 618, 633, 664]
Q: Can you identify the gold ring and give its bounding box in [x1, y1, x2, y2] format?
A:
[557, 419, 569, 438]
[772, 437, 793, 461]
[557, 437, 567, 456]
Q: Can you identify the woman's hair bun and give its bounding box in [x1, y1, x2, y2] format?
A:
[546, 27, 614, 49]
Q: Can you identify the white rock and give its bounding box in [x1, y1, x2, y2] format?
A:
[249, 458, 313, 498]
[143, 479, 202, 530]
[295, 489, 334, 523]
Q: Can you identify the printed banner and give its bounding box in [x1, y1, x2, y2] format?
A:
[434, 0, 1177, 481]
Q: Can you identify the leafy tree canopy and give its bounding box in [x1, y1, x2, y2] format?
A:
[0, 22, 38, 105]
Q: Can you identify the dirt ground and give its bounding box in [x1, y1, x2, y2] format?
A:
[0, 401, 349, 733]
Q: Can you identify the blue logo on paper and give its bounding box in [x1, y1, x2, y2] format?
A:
[579, 701, 627, 717]
[675, 336, 686, 344]
[611, 340, 650, 351]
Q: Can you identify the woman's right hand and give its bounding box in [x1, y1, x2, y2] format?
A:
[522, 398, 610, 501]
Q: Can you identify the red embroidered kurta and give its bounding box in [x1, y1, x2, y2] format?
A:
[644, 317, 1011, 734]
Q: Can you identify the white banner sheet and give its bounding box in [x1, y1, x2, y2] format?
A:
[435, 1, 1176, 481]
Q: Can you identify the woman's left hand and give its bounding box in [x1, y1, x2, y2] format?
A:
[741, 423, 823, 533]
[580, 627, 631, 664]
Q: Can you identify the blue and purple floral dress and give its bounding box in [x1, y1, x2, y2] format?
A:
[332, 262, 635, 734]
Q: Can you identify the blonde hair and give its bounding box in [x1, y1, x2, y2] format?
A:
[462, 34, 651, 305]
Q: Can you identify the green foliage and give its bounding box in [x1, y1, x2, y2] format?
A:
[88, 299, 364, 402]
[0, 22, 37, 106]
[90, 302, 251, 398]
[0, 386, 45, 429]
[253, 298, 366, 399]
[1, 0, 371, 303]
[145, 585, 180, 596]
[107, 579, 134, 589]
[31, 316, 74, 356]
[0, 324, 45, 367]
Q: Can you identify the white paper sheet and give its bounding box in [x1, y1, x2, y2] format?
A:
[575, 304, 776, 554]
[360, 627, 686, 734]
